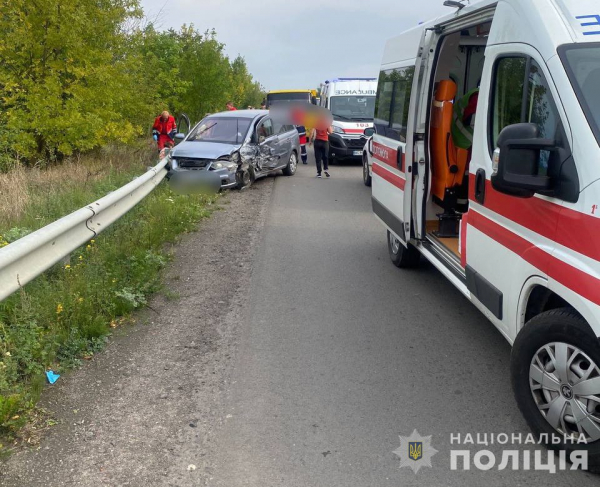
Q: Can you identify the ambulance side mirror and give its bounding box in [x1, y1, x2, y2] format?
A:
[491, 123, 555, 198]
[364, 127, 375, 137]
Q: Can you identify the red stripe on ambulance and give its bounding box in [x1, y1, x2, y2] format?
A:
[469, 175, 600, 263]
[372, 142, 404, 172]
[469, 210, 600, 306]
[372, 162, 406, 190]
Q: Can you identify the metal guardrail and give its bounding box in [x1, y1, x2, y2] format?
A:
[0, 157, 169, 302]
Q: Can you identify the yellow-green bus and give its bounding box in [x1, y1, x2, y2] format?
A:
[266, 90, 318, 108]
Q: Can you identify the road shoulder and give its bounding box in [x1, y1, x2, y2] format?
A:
[0, 178, 274, 487]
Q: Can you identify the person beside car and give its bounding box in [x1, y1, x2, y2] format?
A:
[296, 125, 308, 165]
[309, 124, 332, 178]
[152, 111, 177, 152]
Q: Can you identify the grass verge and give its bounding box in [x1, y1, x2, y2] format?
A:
[0, 143, 218, 452]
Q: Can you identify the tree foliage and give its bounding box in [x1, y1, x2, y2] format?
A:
[0, 0, 265, 167]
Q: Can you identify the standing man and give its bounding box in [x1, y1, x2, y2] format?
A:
[152, 111, 177, 152]
[309, 123, 332, 178]
[226, 101, 237, 111]
[296, 125, 308, 165]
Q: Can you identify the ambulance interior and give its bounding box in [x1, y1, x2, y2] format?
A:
[426, 22, 491, 260]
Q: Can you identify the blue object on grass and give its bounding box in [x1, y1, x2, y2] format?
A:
[46, 370, 60, 384]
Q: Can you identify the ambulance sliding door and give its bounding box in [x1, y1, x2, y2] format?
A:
[371, 63, 416, 243]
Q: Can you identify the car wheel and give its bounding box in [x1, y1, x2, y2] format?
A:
[511, 308, 600, 471]
[363, 154, 372, 187]
[328, 149, 336, 166]
[282, 151, 297, 176]
[235, 169, 251, 189]
[387, 230, 419, 268]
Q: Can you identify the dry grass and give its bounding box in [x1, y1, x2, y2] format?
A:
[0, 143, 156, 232]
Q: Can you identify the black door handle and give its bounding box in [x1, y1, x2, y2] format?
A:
[475, 168, 486, 204]
[397, 147, 404, 171]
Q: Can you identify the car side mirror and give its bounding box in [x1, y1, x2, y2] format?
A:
[258, 135, 266, 144]
[364, 127, 375, 137]
[491, 123, 555, 198]
[174, 133, 186, 145]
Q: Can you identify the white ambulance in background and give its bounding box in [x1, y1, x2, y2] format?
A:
[369, 0, 600, 467]
[319, 78, 377, 161]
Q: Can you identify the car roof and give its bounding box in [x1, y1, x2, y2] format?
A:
[207, 110, 268, 119]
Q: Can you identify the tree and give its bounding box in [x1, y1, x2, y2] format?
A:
[0, 3, 266, 166]
[0, 0, 147, 162]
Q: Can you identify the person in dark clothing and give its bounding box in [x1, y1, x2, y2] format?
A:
[309, 124, 333, 178]
[296, 125, 308, 164]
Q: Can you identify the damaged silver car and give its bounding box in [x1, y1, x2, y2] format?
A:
[168, 110, 300, 190]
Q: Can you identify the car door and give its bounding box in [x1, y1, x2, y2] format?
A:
[466, 44, 572, 337]
[274, 123, 294, 167]
[371, 64, 416, 243]
[255, 117, 279, 171]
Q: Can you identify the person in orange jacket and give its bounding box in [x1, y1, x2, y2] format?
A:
[152, 111, 177, 151]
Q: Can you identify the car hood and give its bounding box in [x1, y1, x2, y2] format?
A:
[171, 141, 241, 160]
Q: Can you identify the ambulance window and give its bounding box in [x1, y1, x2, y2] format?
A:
[491, 57, 527, 149]
[374, 66, 415, 141]
[526, 60, 564, 171]
[527, 60, 561, 142]
[491, 56, 566, 174]
[375, 79, 394, 135]
[560, 44, 600, 145]
[491, 57, 564, 139]
[390, 72, 413, 143]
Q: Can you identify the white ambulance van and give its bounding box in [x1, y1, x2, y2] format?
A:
[319, 78, 377, 161]
[370, 0, 600, 465]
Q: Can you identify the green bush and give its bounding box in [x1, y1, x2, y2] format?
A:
[0, 181, 217, 442]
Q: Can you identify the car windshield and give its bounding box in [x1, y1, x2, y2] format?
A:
[187, 117, 251, 144]
[330, 96, 375, 121]
[560, 43, 600, 145]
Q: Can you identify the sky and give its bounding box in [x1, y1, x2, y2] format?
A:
[138, 0, 453, 91]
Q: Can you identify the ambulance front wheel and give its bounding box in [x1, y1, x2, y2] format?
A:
[363, 154, 372, 187]
[387, 230, 420, 268]
[511, 308, 600, 472]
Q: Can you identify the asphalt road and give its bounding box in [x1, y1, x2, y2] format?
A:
[1, 152, 598, 486]
[207, 154, 597, 486]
